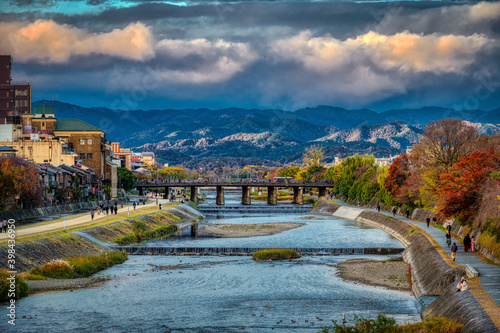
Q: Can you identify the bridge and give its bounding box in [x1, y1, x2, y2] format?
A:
[134, 179, 333, 205]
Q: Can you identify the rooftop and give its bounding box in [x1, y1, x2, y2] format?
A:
[55, 119, 103, 132]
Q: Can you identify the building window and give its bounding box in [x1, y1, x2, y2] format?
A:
[15, 100, 27, 107]
[79, 153, 86, 160]
[87, 153, 93, 160]
[87, 138, 92, 145]
[80, 139, 85, 145]
[15, 89, 27, 96]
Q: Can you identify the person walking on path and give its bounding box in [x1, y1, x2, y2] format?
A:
[377, 204, 380, 213]
[159, 203, 162, 210]
[392, 207, 396, 217]
[133, 202, 136, 210]
[451, 242, 458, 261]
[464, 234, 471, 252]
[446, 223, 452, 234]
[91, 209, 94, 220]
[446, 231, 451, 247]
[2, 219, 7, 233]
[426, 217, 430, 227]
[406, 209, 410, 219]
[471, 236, 476, 252]
[114, 206, 117, 214]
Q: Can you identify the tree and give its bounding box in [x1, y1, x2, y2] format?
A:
[18, 163, 43, 209]
[0, 157, 21, 210]
[117, 167, 134, 192]
[303, 145, 325, 168]
[413, 118, 480, 171]
[279, 166, 300, 178]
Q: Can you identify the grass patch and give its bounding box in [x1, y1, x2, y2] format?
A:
[29, 251, 128, 279]
[319, 314, 463, 333]
[0, 269, 29, 302]
[114, 225, 178, 245]
[24, 274, 47, 280]
[252, 249, 301, 261]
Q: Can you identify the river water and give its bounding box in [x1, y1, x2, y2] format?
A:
[2, 190, 419, 332]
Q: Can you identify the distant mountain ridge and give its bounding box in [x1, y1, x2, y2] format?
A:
[33, 101, 500, 167]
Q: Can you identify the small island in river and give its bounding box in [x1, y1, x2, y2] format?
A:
[200, 222, 305, 238]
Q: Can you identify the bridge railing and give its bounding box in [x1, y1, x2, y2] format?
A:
[134, 179, 334, 186]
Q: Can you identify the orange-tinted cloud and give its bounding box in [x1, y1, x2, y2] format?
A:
[0, 20, 155, 63]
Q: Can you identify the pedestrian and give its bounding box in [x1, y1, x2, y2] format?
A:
[426, 217, 430, 227]
[463, 234, 471, 252]
[377, 204, 380, 213]
[451, 242, 458, 261]
[392, 207, 396, 217]
[133, 202, 136, 210]
[2, 219, 7, 233]
[471, 236, 476, 252]
[446, 223, 452, 234]
[446, 232, 451, 247]
[406, 209, 410, 219]
[156, 198, 158, 205]
[456, 277, 468, 292]
[114, 206, 117, 214]
[91, 209, 94, 220]
[159, 203, 162, 210]
[433, 216, 437, 224]
[121, 201, 124, 208]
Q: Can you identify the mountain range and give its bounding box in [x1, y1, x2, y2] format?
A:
[33, 101, 500, 168]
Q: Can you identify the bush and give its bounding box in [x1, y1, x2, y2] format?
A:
[0, 270, 29, 302]
[114, 225, 177, 245]
[30, 251, 128, 279]
[252, 249, 301, 261]
[319, 314, 463, 333]
[30, 259, 76, 279]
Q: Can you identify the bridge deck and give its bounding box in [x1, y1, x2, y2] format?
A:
[135, 181, 334, 188]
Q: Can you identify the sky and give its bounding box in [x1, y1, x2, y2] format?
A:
[1, 0, 500, 112]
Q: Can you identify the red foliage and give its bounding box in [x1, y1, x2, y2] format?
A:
[385, 153, 409, 197]
[437, 147, 500, 224]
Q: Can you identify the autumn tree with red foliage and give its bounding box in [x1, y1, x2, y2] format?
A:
[385, 153, 409, 198]
[438, 147, 500, 225]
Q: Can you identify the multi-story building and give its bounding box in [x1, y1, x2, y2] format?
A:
[0, 55, 31, 125]
[111, 142, 132, 170]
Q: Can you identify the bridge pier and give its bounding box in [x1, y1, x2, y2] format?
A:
[318, 187, 327, 198]
[163, 187, 169, 199]
[241, 186, 251, 205]
[293, 187, 303, 205]
[190, 186, 199, 203]
[138, 187, 144, 196]
[216, 186, 225, 205]
[267, 186, 277, 205]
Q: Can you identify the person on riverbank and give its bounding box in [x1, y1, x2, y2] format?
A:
[114, 206, 117, 214]
[406, 209, 410, 219]
[159, 203, 162, 210]
[392, 207, 396, 217]
[133, 202, 136, 210]
[2, 219, 7, 233]
[91, 209, 94, 220]
[471, 236, 476, 252]
[451, 242, 458, 261]
[377, 204, 380, 213]
[446, 232, 451, 247]
[464, 234, 471, 252]
[456, 277, 468, 292]
[426, 217, 430, 227]
[446, 223, 452, 234]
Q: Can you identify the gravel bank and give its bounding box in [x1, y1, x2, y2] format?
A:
[200, 223, 305, 238]
[337, 258, 411, 292]
[27, 276, 110, 292]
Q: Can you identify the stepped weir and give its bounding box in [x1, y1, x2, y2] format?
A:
[115, 246, 405, 256]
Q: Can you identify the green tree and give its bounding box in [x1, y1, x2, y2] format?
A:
[279, 166, 300, 178]
[303, 145, 325, 168]
[117, 167, 134, 192]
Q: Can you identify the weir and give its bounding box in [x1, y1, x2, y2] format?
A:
[197, 204, 312, 214]
[116, 246, 405, 255]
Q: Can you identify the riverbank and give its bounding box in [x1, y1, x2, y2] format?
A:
[336, 258, 411, 292]
[26, 276, 110, 293]
[200, 223, 305, 238]
[311, 198, 499, 332]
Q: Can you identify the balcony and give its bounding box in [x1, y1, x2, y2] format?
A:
[23, 126, 51, 135]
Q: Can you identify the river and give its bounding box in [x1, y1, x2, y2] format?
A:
[2, 189, 419, 332]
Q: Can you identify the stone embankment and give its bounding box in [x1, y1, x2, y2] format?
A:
[311, 199, 498, 333]
[0, 203, 201, 273]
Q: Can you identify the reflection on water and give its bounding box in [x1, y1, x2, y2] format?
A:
[1, 189, 419, 332]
